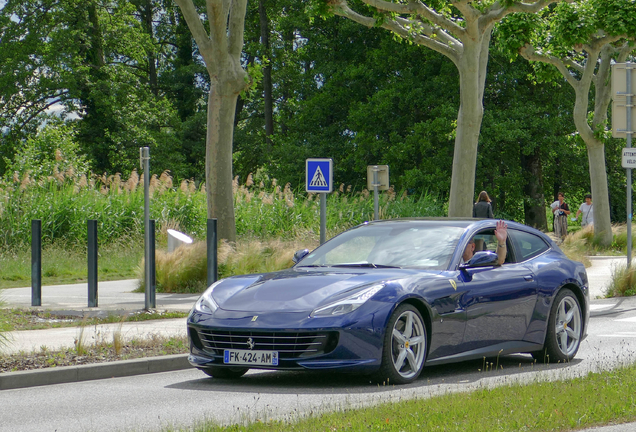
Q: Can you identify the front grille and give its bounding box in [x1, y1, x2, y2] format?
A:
[194, 329, 338, 359]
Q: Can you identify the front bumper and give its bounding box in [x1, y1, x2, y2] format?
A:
[187, 303, 392, 373]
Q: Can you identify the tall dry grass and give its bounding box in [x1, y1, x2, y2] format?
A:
[139, 236, 320, 293]
[0, 168, 443, 250]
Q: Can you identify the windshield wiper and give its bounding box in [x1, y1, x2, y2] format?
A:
[331, 263, 402, 269]
[297, 264, 329, 267]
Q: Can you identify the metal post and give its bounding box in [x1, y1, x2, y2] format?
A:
[320, 193, 326, 244]
[87, 220, 98, 307]
[207, 219, 218, 286]
[373, 168, 379, 221]
[627, 62, 633, 268]
[141, 146, 152, 310]
[31, 219, 41, 307]
[149, 219, 156, 308]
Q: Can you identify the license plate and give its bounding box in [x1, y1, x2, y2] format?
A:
[224, 349, 279, 366]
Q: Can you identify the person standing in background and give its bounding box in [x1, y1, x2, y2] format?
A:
[473, 191, 494, 218]
[552, 192, 570, 242]
[575, 194, 594, 228]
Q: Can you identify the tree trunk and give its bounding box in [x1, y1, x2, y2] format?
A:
[137, 0, 158, 96]
[448, 38, 488, 217]
[573, 88, 612, 246]
[175, 0, 249, 242]
[206, 75, 242, 242]
[258, 0, 273, 145]
[174, 8, 196, 121]
[521, 146, 548, 230]
[584, 139, 612, 244]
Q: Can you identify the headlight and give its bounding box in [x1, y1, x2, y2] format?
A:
[311, 283, 384, 317]
[193, 280, 222, 314]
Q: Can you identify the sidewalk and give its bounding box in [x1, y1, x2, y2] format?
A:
[1, 279, 199, 389]
[0, 256, 632, 391]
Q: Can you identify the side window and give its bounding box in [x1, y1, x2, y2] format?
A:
[509, 230, 549, 262]
[472, 230, 510, 263]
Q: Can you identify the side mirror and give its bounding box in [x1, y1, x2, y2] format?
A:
[460, 250, 499, 269]
[292, 249, 310, 264]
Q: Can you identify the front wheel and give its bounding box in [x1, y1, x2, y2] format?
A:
[376, 304, 427, 385]
[533, 289, 582, 363]
[201, 366, 249, 379]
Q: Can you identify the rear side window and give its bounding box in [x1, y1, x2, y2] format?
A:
[510, 230, 549, 262]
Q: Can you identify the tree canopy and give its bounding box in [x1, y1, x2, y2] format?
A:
[1, 0, 633, 235]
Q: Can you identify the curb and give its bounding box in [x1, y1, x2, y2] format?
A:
[0, 354, 191, 390]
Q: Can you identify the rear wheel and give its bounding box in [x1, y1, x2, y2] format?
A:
[201, 366, 249, 379]
[532, 289, 582, 363]
[376, 304, 427, 385]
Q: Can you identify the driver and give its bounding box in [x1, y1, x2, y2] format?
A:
[462, 220, 508, 265]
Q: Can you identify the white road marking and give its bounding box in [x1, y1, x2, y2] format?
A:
[590, 304, 617, 311]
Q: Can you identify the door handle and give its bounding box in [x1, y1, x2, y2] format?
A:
[524, 275, 534, 281]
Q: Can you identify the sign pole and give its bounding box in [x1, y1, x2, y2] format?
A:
[306, 158, 333, 245]
[373, 168, 379, 221]
[367, 165, 389, 221]
[320, 193, 326, 244]
[140, 147, 153, 309]
[628, 62, 633, 268]
[612, 62, 636, 267]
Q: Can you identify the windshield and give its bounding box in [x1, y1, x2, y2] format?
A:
[297, 223, 464, 270]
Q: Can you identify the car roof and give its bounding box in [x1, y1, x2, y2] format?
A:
[363, 217, 485, 229]
[362, 218, 550, 239]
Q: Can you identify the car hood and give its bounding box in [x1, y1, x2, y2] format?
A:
[211, 267, 437, 313]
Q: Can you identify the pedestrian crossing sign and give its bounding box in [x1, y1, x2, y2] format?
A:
[306, 158, 333, 193]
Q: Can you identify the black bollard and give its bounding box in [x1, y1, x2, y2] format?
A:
[149, 219, 156, 308]
[87, 219, 98, 307]
[31, 220, 41, 307]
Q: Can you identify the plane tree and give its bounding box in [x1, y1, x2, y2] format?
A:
[498, 0, 636, 245]
[314, 0, 572, 216]
[173, 0, 250, 241]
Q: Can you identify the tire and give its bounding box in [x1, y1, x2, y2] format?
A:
[376, 303, 427, 385]
[533, 288, 582, 363]
[201, 366, 249, 379]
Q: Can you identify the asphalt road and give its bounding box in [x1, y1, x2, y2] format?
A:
[1, 256, 635, 431]
[2, 296, 636, 432]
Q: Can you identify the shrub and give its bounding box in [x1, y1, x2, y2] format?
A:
[607, 262, 636, 297]
[3, 122, 90, 183]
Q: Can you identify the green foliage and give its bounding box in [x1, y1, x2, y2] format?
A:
[494, 13, 541, 57]
[549, 1, 598, 51]
[3, 123, 90, 183]
[0, 0, 206, 181]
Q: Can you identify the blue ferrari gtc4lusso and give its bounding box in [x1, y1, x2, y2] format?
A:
[187, 218, 589, 384]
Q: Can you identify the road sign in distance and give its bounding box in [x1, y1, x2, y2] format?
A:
[622, 148, 636, 169]
[306, 158, 333, 193]
[367, 165, 389, 191]
[613, 102, 636, 138]
[612, 63, 636, 99]
[612, 63, 636, 138]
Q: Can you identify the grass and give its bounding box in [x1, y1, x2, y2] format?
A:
[607, 262, 636, 297]
[157, 363, 636, 432]
[0, 240, 144, 289]
[0, 308, 188, 332]
[0, 290, 7, 350]
[0, 334, 189, 372]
